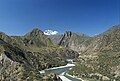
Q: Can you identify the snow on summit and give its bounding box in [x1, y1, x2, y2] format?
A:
[44, 30, 58, 35]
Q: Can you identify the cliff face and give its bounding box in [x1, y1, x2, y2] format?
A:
[57, 31, 90, 53]
[48, 35, 62, 44]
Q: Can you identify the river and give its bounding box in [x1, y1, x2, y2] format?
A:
[39, 59, 82, 81]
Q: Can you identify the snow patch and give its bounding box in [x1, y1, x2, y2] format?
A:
[44, 29, 58, 35]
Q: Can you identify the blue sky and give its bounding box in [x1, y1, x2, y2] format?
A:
[0, 0, 119, 36]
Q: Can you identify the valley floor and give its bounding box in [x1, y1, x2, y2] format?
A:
[40, 60, 83, 81]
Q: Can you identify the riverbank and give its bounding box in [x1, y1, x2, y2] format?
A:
[39, 59, 83, 81]
[66, 73, 85, 81]
[39, 64, 75, 74]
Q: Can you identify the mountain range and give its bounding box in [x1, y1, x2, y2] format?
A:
[0, 24, 120, 81]
[48, 25, 120, 81]
[0, 28, 78, 81]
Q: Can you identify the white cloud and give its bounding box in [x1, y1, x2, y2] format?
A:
[44, 29, 58, 35]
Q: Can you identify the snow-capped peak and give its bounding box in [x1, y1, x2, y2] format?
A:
[44, 30, 58, 35]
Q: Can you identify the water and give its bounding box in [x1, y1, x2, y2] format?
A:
[40, 59, 82, 81]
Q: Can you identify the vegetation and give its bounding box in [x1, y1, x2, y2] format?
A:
[0, 28, 78, 81]
[68, 25, 120, 81]
[1, 25, 120, 81]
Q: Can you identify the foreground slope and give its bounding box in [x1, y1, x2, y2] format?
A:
[69, 25, 120, 81]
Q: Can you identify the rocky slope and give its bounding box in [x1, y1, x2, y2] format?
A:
[24, 28, 53, 48]
[69, 25, 120, 81]
[59, 31, 91, 53]
[0, 28, 79, 81]
[49, 31, 90, 53]
[48, 35, 62, 44]
[9, 28, 53, 50]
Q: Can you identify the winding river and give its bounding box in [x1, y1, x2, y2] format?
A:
[40, 59, 82, 81]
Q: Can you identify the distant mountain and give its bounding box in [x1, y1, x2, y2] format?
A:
[69, 25, 120, 81]
[48, 34, 62, 44]
[58, 31, 90, 53]
[24, 28, 53, 48]
[48, 31, 91, 53]
[0, 28, 53, 50]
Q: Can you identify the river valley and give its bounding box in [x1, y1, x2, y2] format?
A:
[40, 59, 82, 81]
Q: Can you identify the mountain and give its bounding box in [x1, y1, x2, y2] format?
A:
[48, 31, 91, 53]
[0, 28, 53, 50]
[8, 28, 53, 51]
[58, 31, 90, 53]
[24, 28, 53, 47]
[0, 28, 79, 81]
[0, 28, 79, 59]
[0, 32, 13, 44]
[48, 34, 62, 44]
[69, 25, 120, 81]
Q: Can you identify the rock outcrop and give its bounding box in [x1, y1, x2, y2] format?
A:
[49, 31, 90, 53]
